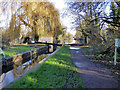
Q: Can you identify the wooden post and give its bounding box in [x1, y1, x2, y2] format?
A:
[48, 44, 49, 53]
[53, 44, 57, 52]
[85, 36, 88, 44]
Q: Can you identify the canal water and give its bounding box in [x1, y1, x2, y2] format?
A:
[0, 54, 48, 89]
[0, 46, 54, 89]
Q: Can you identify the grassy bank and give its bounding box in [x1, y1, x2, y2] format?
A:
[81, 47, 120, 75]
[3, 45, 37, 57]
[9, 46, 85, 88]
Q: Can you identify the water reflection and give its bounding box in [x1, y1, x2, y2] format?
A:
[0, 54, 47, 89]
[69, 47, 81, 50]
[74, 62, 85, 68]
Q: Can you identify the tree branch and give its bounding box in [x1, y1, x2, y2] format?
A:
[18, 15, 32, 28]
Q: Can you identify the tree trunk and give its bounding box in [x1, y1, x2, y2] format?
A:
[85, 36, 88, 44]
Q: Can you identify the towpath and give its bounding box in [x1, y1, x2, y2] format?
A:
[70, 47, 119, 88]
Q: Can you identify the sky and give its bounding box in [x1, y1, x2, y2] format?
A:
[49, 0, 77, 35]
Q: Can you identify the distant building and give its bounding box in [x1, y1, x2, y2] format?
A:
[39, 37, 53, 43]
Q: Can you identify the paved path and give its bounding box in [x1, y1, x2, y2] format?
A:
[70, 47, 119, 88]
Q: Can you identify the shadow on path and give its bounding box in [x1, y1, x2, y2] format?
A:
[70, 47, 119, 88]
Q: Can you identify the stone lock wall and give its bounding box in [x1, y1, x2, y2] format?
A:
[2, 46, 48, 73]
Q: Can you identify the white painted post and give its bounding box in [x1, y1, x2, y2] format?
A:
[114, 38, 120, 65]
[114, 46, 117, 65]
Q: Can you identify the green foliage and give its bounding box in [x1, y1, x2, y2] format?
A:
[68, 2, 120, 56]
[96, 54, 105, 59]
[10, 46, 85, 88]
[81, 47, 120, 69]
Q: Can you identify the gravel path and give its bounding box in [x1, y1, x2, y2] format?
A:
[70, 47, 119, 88]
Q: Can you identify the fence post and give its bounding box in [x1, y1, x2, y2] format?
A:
[53, 44, 57, 52]
[48, 44, 49, 53]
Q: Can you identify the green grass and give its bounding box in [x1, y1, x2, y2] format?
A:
[3, 45, 37, 57]
[81, 47, 120, 75]
[9, 46, 85, 88]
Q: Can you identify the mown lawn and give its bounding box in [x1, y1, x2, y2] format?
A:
[9, 46, 85, 88]
[3, 45, 37, 57]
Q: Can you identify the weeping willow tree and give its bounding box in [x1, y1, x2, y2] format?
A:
[1, 0, 62, 47]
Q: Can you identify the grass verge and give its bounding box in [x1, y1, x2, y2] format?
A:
[3, 45, 37, 57]
[9, 46, 85, 88]
[81, 47, 120, 76]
